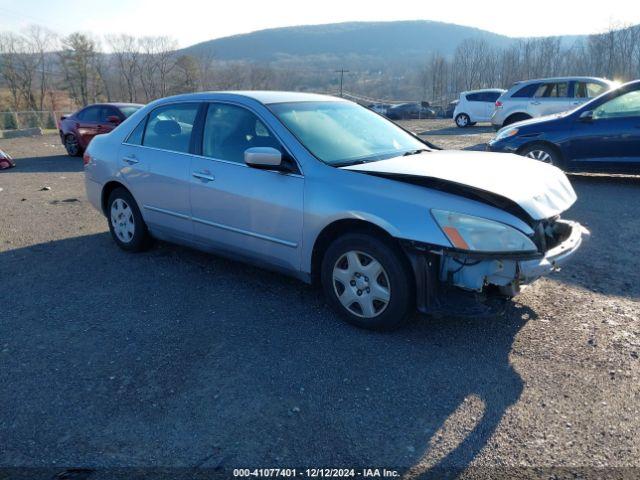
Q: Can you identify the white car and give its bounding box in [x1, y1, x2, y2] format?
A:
[453, 89, 506, 127]
[490, 76, 616, 128]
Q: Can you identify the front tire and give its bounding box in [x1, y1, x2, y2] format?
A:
[519, 143, 560, 166]
[321, 233, 414, 331]
[455, 113, 470, 128]
[107, 187, 152, 252]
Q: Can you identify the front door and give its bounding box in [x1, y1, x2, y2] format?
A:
[189, 102, 304, 273]
[569, 89, 640, 172]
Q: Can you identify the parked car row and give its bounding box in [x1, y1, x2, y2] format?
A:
[488, 79, 640, 173]
[453, 77, 615, 129]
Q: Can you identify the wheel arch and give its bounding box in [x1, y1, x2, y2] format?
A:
[504, 112, 532, 125]
[309, 218, 407, 284]
[101, 180, 132, 216]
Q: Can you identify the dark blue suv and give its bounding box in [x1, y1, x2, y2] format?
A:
[488, 80, 640, 173]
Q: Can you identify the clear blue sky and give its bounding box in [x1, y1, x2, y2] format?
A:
[1, 0, 639, 48]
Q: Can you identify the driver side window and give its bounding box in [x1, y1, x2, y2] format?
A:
[202, 103, 284, 164]
[593, 90, 640, 120]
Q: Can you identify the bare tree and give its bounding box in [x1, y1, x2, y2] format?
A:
[106, 34, 140, 102]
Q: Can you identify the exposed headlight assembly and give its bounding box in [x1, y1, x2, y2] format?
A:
[495, 127, 519, 141]
[431, 209, 538, 253]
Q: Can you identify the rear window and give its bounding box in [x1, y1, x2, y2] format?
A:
[120, 106, 141, 118]
[511, 83, 540, 98]
[76, 106, 101, 121]
[574, 82, 607, 99]
[484, 91, 502, 102]
[142, 103, 199, 153]
[534, 82, 569, 98]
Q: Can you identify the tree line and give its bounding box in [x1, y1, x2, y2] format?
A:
[1, 22, 639, 115]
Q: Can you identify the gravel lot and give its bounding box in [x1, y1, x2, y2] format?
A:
[1, 122, 639, 479]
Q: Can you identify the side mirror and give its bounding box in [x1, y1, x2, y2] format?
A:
[579, 110, 593, 122]
[244, 147, 284, 170]
[107, 115, 122, 125]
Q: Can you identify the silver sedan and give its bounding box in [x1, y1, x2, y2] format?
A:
[84, 91, 588, 330]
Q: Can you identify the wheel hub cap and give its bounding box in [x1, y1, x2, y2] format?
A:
[110, 199, 135, 243]
[332, 250, 391, 319]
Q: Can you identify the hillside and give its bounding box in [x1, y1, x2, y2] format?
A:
[181, 20, 516, 63]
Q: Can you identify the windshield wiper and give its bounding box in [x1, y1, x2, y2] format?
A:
[333, 159, 370, 167]
[403, 149, 429, 156]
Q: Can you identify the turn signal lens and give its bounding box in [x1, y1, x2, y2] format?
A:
[83, 152, 91, 166]
[442, 226, 470, 250]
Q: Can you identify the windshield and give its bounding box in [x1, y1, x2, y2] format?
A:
[120, 106, 141, 118]
[269, 101, 428, 166]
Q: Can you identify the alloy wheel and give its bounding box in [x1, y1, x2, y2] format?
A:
[526, 149, 553, 163]
[332, 250, 391, 318]
[456, 115, 469, 127]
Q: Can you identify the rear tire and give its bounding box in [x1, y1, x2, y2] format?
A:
[455, 113, 470, 128]
[106, 187, 152, 252]
[321, 233, 414, 331]
[64, 134, 82, 157]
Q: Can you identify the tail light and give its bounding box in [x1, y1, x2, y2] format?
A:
[83, 152, 91, 166]
[495, 100, 503, 108]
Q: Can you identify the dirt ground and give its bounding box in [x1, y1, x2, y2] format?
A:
[1, 123, 639, 479]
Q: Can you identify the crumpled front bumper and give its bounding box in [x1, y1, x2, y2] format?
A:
[439, 219, 589, 293]
[517, 220, 589, 283]
[406, 220, 589, 313]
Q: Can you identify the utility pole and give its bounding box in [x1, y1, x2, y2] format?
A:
[335, 68, 349, 97]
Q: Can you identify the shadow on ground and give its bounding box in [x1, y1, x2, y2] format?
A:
[3, 154, 82, 173]
[0, 232, 530, 475]
[552, 174, 640, 299]
[417, 125, 496, 136]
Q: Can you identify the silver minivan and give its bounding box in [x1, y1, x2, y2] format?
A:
[84, 91, 587, 330]
[491, 76, 615, 128]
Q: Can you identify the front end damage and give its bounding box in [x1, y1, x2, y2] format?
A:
[403, 218, 589, 314]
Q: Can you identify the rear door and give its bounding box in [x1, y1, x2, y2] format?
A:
[75, 106, 101, 147]
[189, 102, 304, 272]
[482, 91, 502, 120]
[531, 81, 572, 116]
[465, 93, 484, 121]
[119, 102, 201, 240]
[569, 89, 640, 171]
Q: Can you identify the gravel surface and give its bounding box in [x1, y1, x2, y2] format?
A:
[1, 126, 639, 479]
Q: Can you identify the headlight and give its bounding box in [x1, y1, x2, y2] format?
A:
[431, 210, 538, 253]
[495, 127, 519, 141]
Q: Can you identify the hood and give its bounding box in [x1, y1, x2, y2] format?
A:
[343, 150, 577, 221]
[504, 111, 572, 131]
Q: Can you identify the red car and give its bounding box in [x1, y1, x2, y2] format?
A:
[59, 103, 142, 156]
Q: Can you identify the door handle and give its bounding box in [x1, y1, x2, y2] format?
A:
[192, 171, 215, 182]
[122, 155, 138, 165]
[530, 101, 541, 105]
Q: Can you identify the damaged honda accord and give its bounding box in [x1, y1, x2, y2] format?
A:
[84, 91, 588, 330]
